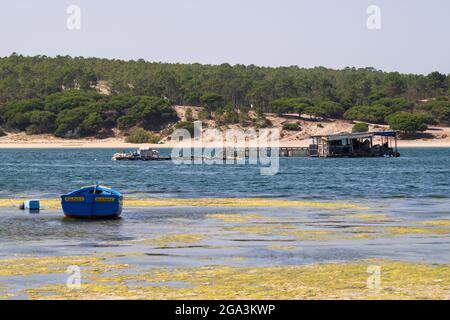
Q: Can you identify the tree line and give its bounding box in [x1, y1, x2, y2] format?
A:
[0, 90, 177, 138]
[0, 53, 449, 136]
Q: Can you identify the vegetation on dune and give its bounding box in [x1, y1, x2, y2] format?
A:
[0, 54, 449, 137]
[282, 122, 300, 131]
[125, 127, 160, 144]
[184, 108, 193, 121]
[174, 121, 195, 135]
[352, 122, 369, 133]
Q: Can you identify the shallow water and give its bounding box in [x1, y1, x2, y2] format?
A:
[0, 148, 449, 298]
[1, 198, 449, 264]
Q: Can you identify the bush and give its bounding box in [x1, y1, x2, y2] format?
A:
[386, 112, 428, 133]
[255, 117, 272, 128]
[185, 108, 193, 121]
[198, 108, 211, 120]
[224, 105, 239, 124]
[175, 121, 195, 135]
[282, 123, 300, 131]
[125, 128, 159, 143]
[352, 122, 369, 133]
[0, 127, 6, 137]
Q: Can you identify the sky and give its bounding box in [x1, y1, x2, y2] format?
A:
[0, 0, 448, 74]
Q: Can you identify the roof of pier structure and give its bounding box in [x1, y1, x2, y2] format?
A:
[310, 131, 397, 141]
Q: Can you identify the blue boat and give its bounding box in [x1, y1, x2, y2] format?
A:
[61, 184, 123, 219]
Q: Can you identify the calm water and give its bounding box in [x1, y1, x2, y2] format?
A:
[1, 148, 450, 298]
[0, 148, 449, 200]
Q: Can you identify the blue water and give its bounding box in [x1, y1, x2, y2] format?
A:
[1, 147, 450, 298]
[0, 148, 449, 200]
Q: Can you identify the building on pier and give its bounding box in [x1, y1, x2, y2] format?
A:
[309, 131, 399, 157]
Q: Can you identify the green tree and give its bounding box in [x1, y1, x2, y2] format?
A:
[80, 112, 104, 136]
[425, 101, 450, 123]
[427, 71, 448, 91]
[128, 96, 178, 130]
[304, 101, 344, 119]
[117, 115, 136, 131]
[344, 105, 393, 124]
[200, 93, 223, 111]
[270, 97, 312, 115]
[54, 107, 88, 137]
[184, 92, 201, 106]
[386, 112, 428, 133]
[25, 110, 57, 134]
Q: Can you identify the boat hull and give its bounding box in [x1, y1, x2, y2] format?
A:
[61, 186, 123, 219]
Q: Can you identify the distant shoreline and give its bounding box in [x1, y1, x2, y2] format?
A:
[0, 137, 449, 149]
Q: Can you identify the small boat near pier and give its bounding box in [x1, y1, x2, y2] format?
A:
[112, 147, 171, 161]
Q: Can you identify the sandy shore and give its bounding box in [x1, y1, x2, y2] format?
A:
[1, 125, 450, 149]
[0, 136, 449, 148]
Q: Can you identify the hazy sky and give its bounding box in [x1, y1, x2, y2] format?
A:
[0, 0, 448, 74]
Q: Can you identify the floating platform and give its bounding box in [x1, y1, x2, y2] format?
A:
[112, 147, 171, 161]
[112, 153, 171, 161]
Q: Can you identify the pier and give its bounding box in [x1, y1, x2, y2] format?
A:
[112, 147, 310, 161]
[112, 131, 400, 161]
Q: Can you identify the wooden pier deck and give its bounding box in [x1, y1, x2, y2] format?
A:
[112, 147, 311, 161]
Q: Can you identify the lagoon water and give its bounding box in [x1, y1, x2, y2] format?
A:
[0, 148, 449, 200]
[1, 148, 450, 298]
